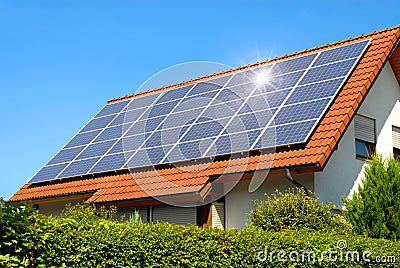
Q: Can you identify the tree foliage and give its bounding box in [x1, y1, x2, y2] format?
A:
[343, 156, 400, 240]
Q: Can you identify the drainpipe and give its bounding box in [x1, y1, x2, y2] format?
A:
[285, 168, 310, 196]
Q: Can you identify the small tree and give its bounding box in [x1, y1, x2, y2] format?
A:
[343, 156, 400, 240]
[249, 188, 347, 231]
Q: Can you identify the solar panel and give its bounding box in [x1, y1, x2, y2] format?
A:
[27, 39, 370, 184]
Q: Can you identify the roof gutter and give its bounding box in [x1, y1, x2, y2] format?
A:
[285, 168, 310, 196]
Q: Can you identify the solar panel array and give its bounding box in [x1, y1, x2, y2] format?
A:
[28, 40, 370, 184]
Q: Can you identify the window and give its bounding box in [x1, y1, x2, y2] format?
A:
[354, 114, 376, 159]
[393, 126, 400, 160]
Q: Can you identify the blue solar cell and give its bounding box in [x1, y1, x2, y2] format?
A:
[225, 72, 253, 87]
[145, 131, 162, 148]
[126, 93, 160, 111]
[65, 130, 101, 148]
[90, 153, 130, 173]
[94, 125, 124, 143]
[148, 99, 179, 118]
[109, 107, 146, 126]
[108, 140, 123, 154]
[226, 110, 274, 133]
[252, 127, 278, 148]
[300, 58, 357, 85]
[187, 82, 222, 96]
[258, 70, 304, 93]
[161, 108, 203, 129]
[274, 98, 330, 125]
[286, 78, 344, 105]
[81, 114, 116, 133]
[174, 90, 219, 112]
[59, 157, 100, 178]
[313, 40, 369, 67]
[125, 115, 165, 136]
[128, 146, 171, 167]
[28, 163, 68, 183]
[270, 54, 317, 76]
[156, 85, 192, 104]
[122, 134, 147, 151]
[200, 100, 243, 122]
[76, 139, 116, 160]
[181, 119, 228, 142]
[225, 83, 256, 98]
[214, 88, 241, 102]
[210, 129, 261, 156]
[95, 100, 130, 118]
[239, 94, 270, 113]
[275, 120, 317, 146]
[48, 146, 86, 165]
[167, 139, 213, 162]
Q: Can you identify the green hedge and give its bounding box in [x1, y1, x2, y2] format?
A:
[1, 203, 400, 267]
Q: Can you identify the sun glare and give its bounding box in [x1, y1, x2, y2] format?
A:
[255, 70, 270, 86]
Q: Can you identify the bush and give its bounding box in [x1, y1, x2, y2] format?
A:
[2, 202, 400, 267]
[343, 156, 400, 240]
[249, 188, 348, 232]
[0, 198, 37, 267]
[32, 210, 400, 267]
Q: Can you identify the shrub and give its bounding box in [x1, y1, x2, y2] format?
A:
[343, 156, 400, 240]
[0, 198, 37, 267]
[249, 188, 348, 232]
[1, 202, 400, 267]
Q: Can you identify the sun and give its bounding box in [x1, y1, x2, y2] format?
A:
[255, 69, 271, 86]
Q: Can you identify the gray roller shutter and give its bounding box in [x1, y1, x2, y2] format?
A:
[152, 205, 196, 225]
[355, 115, 375, 143]
[211, 202, 225, 229]
[117, 206, 148, 222]
[393, 126, 400, 149]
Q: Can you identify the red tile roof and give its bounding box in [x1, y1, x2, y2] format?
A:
[10, 25, 400, 203]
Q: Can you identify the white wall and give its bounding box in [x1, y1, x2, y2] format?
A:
[315, 63, 400, 205]
[225, 172, 314, 229]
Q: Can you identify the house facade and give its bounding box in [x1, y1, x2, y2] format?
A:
[10, 26, 400, 229]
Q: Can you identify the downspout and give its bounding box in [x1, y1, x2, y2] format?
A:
[285, 168, 310, 196]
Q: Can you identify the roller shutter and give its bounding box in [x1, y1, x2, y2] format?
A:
[393, 126, 400, 149]
[211, 202, 225, 229]
[152, 205, 196, 225]
[355, 115, 375, 143]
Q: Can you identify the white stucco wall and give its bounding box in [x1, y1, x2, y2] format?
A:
[315, 63, 400, 205]
[225, 172, 314, 229]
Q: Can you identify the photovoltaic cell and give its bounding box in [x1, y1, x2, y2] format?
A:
[59, 157, 100, 178]
[300, 58, 357, 85]
[47, 146, 86, 165]
[29, 163, 68, 183]
[94, 125, 124, 143]
[286, 78, 344, 105]
[313, 40, 370, 67]
[156, 85, 192, 104]
[95, 100, 130, 118]
[81, 114, 116, 133]
[76, 139, 116, 160]
[28, 39, 369, 183]
[65, 130, 101, 148]
[90, 153, 130, 173]
[273, 98, 330, 125]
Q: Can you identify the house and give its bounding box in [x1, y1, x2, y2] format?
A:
[10, 25, 400, 229]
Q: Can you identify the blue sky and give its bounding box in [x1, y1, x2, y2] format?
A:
[0, 0, 399, 200]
